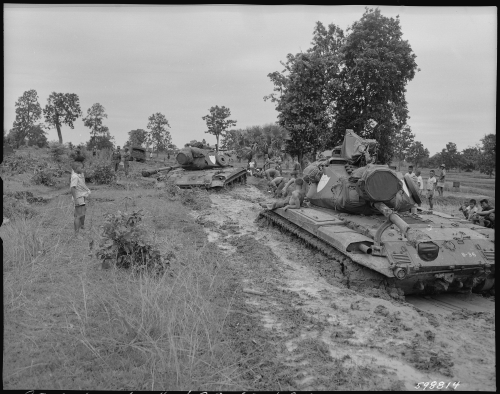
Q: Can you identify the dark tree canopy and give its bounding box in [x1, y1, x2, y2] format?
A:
[146, 113, 172, 156]
[478, 134, 496, 177]
[12, 89, 43, 147]
[128, 129, 148, 147]
[43, 92, 82, 144]
[202, 105, 237, 153]
[83, 103, 108, 148]
[265, 8, 418, 164]
[86, 127, 115, 150]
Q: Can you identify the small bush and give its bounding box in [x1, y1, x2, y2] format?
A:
[96, 210, 170, 275]
[86, 164, 116, 184]
[179, 188, 212, 210]
[32, 169, 55, 186]
[3, 197, 37, 220]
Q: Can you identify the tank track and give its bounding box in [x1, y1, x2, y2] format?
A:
[259, 210, 401, 297]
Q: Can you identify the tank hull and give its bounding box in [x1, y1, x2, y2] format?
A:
[166, 167, 248, 189]
[260, 206, 494, 296]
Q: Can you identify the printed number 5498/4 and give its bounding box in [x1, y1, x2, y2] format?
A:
[415, 381, 460, 390]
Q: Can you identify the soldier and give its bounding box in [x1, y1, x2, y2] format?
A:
[261, 178, 306, 211]
[268, 176, 286, 196]
[263, 167, 280, 181]
[112, 146, 121, 172]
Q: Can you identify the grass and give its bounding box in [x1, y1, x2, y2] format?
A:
[2, 183, 247, 390]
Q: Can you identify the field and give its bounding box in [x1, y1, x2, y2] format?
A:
[2, 146, 496, 391]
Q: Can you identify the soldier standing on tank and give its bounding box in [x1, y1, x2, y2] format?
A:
[426, 170, 437, 210]
[436, 164, 446, 196]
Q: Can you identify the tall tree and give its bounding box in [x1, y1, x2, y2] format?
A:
[43, 92, 82, 143]
[440, 142, 460, 170]
[82, 103, 108, 148]
[86, 127, 115, 150]
[406, 141, 429, 169]
[202, 105, 237, 153]
[12, 89, 43, 147]
[146, 113, 171, 157]
[478, 134, 496, 177]
[391, 125, 415, 170]
[461, 146, 481, 172]
[335, 8, 419, 163]
[128, 129, 148, 147]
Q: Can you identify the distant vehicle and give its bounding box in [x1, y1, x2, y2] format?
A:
[130, 146, 146, 162]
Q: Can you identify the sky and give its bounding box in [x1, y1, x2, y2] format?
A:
[4, 5, 497, 155]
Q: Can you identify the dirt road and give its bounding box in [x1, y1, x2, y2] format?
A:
[193, 182, 496, 391]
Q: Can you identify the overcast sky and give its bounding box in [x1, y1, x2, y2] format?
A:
[4, 5, 497, 155]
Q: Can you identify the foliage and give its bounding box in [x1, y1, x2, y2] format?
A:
[461, 146, 480, 172]
[95, 210, 169, 275]
[85, 163, 116, 184]
[2, 196, 37, 220]
[440, 142, 461, 169]
[26, 125, 49, 148]
[406, 141, 429, 169]
[265, 8, 419, 164]
[391, 125, 415, 168]
[0, 154, 41, 174]
[11, 89, 43, 147]
[48, 141, 69, 165]
[128, 128, 148, 147]
[83, 103, 108, 147]
[85, 129, 115, 150]
[202, 105, 237, 152]
[31, 169, 55, 186]
[478, 134, 496, 177]
[43, 92, 82, 143]
[146, 113, 172, 156]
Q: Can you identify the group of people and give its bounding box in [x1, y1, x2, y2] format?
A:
[459, 199, 495, 228]
[111, 146, 131, 176]
[404, 164, 446, 210]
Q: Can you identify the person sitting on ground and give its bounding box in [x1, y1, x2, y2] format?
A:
[459, 199, 478, 221]
[471, 199, 495, 228]
[260, 178, 307, 211]
[268, 176, 286, 196]
[263, 167, 280, 181]
[70, 161, 91, 238]
[112, 147, 122, 172]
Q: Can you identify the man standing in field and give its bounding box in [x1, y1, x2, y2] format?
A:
[415, 170, 424, 199]
[436, 164, 446, 196]
[426, 170, 437, 210]
[112, 146, 121, 172]
[70, 161, 91, 238]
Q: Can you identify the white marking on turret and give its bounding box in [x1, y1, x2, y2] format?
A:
[209, 155, 216, 164]
[317, 174, 330, 192]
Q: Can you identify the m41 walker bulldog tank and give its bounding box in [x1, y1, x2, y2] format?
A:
[260, 130, 494, 297]
[142, 146, 247, 189]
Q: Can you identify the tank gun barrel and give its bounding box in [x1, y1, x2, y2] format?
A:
[141, 166, 179, 178]
[373, 202, 410, 244]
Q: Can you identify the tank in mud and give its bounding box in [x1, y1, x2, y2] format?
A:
[260, 130, 495, 296]
[142, 146, 247, 189]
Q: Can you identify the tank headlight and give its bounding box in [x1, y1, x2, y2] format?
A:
[417, 241, 439, 262]
[393, 267, 407, 280]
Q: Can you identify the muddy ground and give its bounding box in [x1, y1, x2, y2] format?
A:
[193, 178, 496, 391]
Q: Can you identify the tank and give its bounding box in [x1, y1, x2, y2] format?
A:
[141, 146, 247, 189]
[260, 130, 495, 297]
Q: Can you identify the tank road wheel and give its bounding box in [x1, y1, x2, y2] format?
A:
[404, 174, 422, 205]
[473, 275, 495, 293]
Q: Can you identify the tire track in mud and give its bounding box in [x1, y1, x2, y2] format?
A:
[192, 184, 496, 391]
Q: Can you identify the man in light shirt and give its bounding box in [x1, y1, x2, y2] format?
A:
[415, 170, 424, 198]
[426, 170, 437, 210]
[436, 164, 446, 196]
[459, 199, 478, 221]
[405, 165, 419, 188]
[70, 161, 91, 237]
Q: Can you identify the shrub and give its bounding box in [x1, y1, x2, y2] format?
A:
[96, 210, 170, 275]
[86, 164, 116, 184]
[3, 197, 37, 220]
[179, 188, 212, 210]
[32, 169, 55, 186]
[48, 141, 68, 166]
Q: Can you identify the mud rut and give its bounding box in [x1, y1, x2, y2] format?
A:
[191, 183, 495, 391]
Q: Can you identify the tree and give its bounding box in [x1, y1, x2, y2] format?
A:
[82, 103, 108, 148]
[334, 8, 419, 163]
[86, 127, 115, 150]
[391, 125, 415, 170]
[146, 113, 171, 157]
[461, 146, 481, 172]
[43, 92, 82, 144]
[26, 124, 48, 148]
[440, 142, 460, 170]
[128, 129, 148, 147]
[478, 134, 496, 177]
[202, 105, 237, 153]
[406, 141, 429, 169]
[12, 89, 43, 147]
